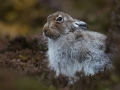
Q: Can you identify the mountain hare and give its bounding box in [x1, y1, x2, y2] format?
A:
[43, 11, 111, 77]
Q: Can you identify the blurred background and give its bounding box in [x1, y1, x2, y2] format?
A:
[0, 0, 120, 90]
[1, 0, 120, 90]
[0, 0, 112, 38]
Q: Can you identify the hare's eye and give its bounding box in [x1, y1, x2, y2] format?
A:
[56, 17, 63, 22]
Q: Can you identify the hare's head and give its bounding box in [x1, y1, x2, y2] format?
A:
[43, 11, 88, 39]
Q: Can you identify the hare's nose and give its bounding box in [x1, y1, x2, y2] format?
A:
[43, 23, 49, 33]
[44, 27, 51, 35]
[43, 29, 48, 34]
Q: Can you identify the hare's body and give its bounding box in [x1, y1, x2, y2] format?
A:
[47, 30, 110, 77]
[43, 12, 111, 77]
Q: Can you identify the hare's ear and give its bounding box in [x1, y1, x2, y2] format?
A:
[73, 19, 89, 30]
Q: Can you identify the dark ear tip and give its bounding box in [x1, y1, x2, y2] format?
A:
[79, 24, 89, 30]
[86, 25, 89, 29]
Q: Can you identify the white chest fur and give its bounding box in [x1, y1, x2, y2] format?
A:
[47, 31, 110, 77]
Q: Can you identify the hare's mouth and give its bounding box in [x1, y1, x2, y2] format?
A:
[43, 26, 60, 39]
[46, 34, 59, 39]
